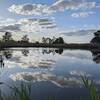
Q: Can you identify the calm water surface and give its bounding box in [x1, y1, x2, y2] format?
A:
[0, 48, 100, 100]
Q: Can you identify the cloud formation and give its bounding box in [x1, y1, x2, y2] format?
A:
[8, 0, 100, 15]
[0, 24, 21, 32]
[61, 29, 96, 36]
[8, 4, 52, 15]
[71, 11, 94, 18]
[0, 17, 57, 33]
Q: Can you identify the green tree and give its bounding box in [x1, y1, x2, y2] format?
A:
[94, 30, 100, 37]
[2, 32, 12, 42]
[53, 37, 64, 44]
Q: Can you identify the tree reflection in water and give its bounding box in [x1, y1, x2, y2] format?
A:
[0, 48, 99, 69]
[3, 50, 13, 59]
[42, 48, 63, 55]
[21, 49, 29, 56]
[91, 49, 100, 64]
[0, 55, 4, 68]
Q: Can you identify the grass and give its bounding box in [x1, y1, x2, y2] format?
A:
[80, 75, 100, 100]
[0, 82, 31, 100]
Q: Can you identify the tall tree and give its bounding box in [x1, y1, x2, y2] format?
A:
[94, 30, 100, 37]
[53, 37, 64, 44]
[2, 32, 12, 42]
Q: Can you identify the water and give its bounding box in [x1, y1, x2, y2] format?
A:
[0, 48, 100, 100]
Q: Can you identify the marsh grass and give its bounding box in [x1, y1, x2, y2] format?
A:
[0, 82, 31, 100]
[80, 75, 100, 100]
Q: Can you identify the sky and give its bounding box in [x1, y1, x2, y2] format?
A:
[0, 0, 100, 43]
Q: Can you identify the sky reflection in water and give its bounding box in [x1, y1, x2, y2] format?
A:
[0, 48, 100, 100]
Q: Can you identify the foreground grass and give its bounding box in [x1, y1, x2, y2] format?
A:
[80, 75, 100, 100]
[0, 83, 31, 100]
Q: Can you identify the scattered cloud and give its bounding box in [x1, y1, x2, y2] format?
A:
[0, 17, 57, 33]
[0, 24, 21, 32]
[50, 0, 100, 11]
[8, 0, 100, 15]
[71, 11, 94, 18]
[8, 4, 52, 15]
[70, 70, 91, 76]
[10, 71, 82, 88]
[61, 29, 96, 36]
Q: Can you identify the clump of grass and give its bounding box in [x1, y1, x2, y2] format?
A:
[0, 82, 31, 100]
[0, 90, 4, 100]
[45, 96, 54, 100]
[9, 82, 31, 100]
[80, 75, 100, 100]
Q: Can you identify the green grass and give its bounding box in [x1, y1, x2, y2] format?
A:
[80, 75, 100, 100]
[0, 82, 31, 100]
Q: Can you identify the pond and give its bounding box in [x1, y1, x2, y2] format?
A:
[0, 48, 100, 100]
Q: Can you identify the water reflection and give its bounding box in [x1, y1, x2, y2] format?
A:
[0, 48, 99, 68]
[9, 70, 100, 88]
[42, 48, 63, 55]
[21, 49, 29, 56]
[10, 72, 82, 88]
[91, 49, 100, 64]
[0, 48, 100, 100]
[0, 55, 4, 68]
[3, 49, 13, 59]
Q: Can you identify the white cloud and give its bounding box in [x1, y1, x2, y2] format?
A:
[8, 4, 52, 15]
[0, 18, 16, 26]
[8, 0, 100, 15]
[0, 24, 21, 32]
[71, 11, 94, 18]
[50, 0, 99, 11]
[9, 72, 82, 87]
[0, 17, 57, 33]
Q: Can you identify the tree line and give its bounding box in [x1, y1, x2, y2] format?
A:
[0, 32, 65, 44]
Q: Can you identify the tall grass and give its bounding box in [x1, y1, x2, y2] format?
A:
[10, 82, 31, 100]
[80, 75, 100, 100]
[0, 82, 31, 100]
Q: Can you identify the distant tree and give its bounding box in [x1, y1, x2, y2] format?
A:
[94, 30, 100, 37]
[52, 36, 56, 43]
[2, 32, 13, 42]
[90, 30, 100, 44]
[53, 37, 64, 44]
[42, 37, 52, 44]
[21, 35, 29, 43]
[58, 37, 64, 44]
[42, 37, 46, 43]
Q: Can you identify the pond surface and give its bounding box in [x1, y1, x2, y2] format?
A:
[0, 48, 100, 100]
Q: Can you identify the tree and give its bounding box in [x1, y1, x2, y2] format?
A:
[2, 32, 12, 42]
[21, 35, 29, 43]
[58, 37, 64, 44]
[53, 37, 64, 44]
[94, 30, 100, 37]
[90, 30, 100, 44]
[42, 37, 46, 43]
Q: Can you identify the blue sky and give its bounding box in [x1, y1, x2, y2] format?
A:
[0, 0, 100, 43]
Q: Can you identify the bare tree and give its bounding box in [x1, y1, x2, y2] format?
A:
[21, 35, 29, 43]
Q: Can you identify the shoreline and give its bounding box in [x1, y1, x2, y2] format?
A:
[0, 43, 100, 50]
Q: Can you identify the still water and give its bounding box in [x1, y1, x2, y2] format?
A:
[0, 48, 100, 100]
